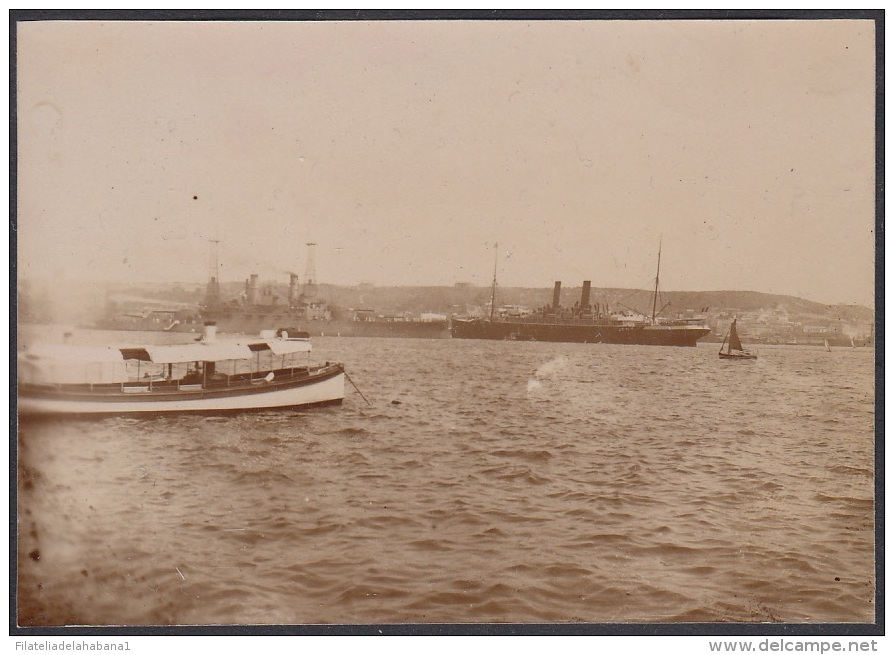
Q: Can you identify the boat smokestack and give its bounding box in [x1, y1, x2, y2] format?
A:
[202, 321, 218, 344]
[552, 281, 562, 311]
[580, 281, 591, 310]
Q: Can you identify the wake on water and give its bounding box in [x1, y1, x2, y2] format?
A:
[527, 356, 571, 394]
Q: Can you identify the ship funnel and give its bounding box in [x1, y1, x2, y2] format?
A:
[552, 281, 562, 310]
[288, 273, 300, 307]
[204, 239, 221, 311]
[202, 321, 218, 344]
[580, 281, 591, 310]
[247, 274, 259, 306]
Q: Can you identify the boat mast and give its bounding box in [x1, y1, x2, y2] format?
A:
[489, 242, 498, 321]
[651, 240, 662, 324]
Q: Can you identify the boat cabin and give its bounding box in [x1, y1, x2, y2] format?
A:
[18, 337, 314, 392]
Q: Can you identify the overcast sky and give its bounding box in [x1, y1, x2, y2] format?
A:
[17, 18, 876, 306]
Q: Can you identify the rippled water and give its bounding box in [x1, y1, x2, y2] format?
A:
[16, 333, 876, 625]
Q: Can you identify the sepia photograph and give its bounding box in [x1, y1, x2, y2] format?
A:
[13, 10, 880, 637]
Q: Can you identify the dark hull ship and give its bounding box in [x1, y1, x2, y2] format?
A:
[451, 246, 710, 347]
[206, 312, 450, 340]
[92, 307, 449, 339]
[451, 313, 710, 346]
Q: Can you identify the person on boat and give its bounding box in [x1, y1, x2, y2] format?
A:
[182, 364, 203, 385]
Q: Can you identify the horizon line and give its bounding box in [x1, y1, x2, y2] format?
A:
[17, 275, 876, 310]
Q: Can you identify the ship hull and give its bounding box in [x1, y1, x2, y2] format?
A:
[92, 315, 450, 339]
[19, 364, 345, 416]
[451, 319, 710, 346]
[293, 319, 450, 339]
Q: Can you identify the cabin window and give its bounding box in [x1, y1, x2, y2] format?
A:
[125, 360, 165, 381]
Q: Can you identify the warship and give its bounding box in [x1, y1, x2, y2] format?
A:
[93, 243, 450, 339]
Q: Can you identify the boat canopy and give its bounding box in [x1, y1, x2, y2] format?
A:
[19, 345, 128, 385]
[24, 344, 126, 362]
[264, 339, 312, 355]
[118, 340, 309, 362]
[19, 338, 312, 385]
[139, 342, 254, 364]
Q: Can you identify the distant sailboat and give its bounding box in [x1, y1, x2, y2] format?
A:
[824, 338, 831, 352]
[719, 319, 757, 360]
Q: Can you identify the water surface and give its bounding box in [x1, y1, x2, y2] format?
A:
[17, 333, 876, 625]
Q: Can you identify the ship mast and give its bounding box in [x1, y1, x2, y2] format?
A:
[303, 242, 318, 302]
[489, 242, 498, 321]
[651, 240, 662, 324]
[204, 239, 221, 312]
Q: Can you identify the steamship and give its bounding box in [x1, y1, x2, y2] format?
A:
[451, 247, 710, 347]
